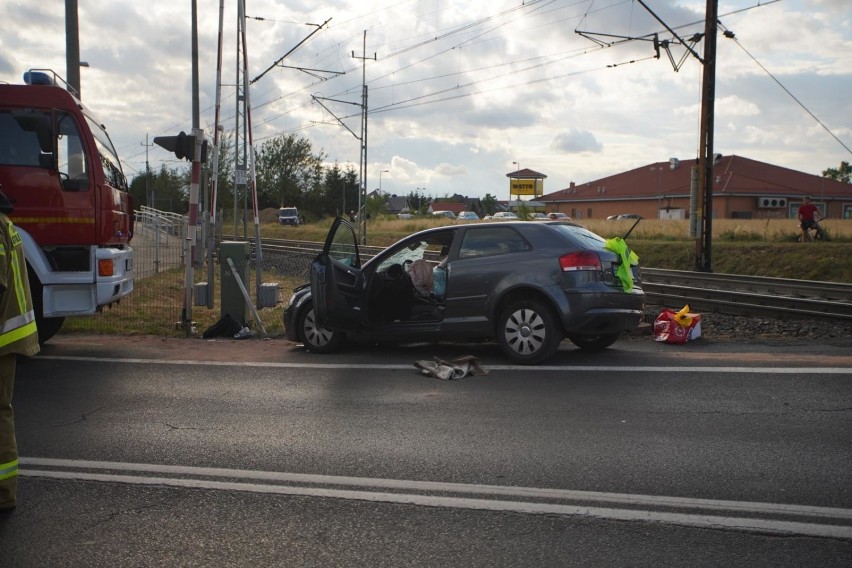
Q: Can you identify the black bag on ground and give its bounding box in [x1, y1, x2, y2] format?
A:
[202, 314, 243, 338]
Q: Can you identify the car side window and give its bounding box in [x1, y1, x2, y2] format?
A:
[328, 221, 360, 268]
[458, 227, 529, 259]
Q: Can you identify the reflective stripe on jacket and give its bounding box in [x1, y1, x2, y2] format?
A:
[0, 215, 39, 357]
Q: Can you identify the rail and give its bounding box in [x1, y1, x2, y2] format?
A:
[640, 269, 852, 322]
[256, 239, 852, 322]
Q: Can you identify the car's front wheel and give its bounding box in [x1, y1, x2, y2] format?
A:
[497, 300, 562, 364]
[567, 333, 620, 351]
[298, 302, 345, 353]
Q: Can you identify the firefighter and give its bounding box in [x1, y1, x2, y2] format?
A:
[0, 187, 40, 513]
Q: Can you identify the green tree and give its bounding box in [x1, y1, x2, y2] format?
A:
[482, 193, 498, 215]
[406, 189, 431, 215]
[299, 159, 327, 222]
[366, 192, 389, 219]
[315, 163, 359, 218]
[205, 130, 235, 217]
[129, 164, 189, 212]
[822, 161, 851, 184]
[255, 134, 324, 209]
[516, 201, 533, 220]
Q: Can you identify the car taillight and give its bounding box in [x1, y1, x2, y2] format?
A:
[559, 251, 601, 272]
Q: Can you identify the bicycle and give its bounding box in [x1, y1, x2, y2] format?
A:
[798, 221, 828, 242]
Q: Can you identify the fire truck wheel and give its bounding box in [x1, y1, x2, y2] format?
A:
[35, 316, 65, 345]
[27, 269, 65, 344]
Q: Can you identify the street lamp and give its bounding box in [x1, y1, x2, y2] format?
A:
[511, 161, 520, 211]
[379, 169, 389, 192]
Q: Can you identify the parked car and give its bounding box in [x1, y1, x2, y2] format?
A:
[397, 212, 414, 220]
[547, 212, 571, 221]
[608, 213, 643, 220]
[488, 211, 518, 220]
[278, 207, 301, 226]
[432, 210, 456, 219]
[456, 211, 480, 221]
[285, 218, 645, 364]
[531, 212, 548, 221]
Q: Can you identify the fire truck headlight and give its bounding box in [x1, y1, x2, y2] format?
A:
[98, 259, 115, 277]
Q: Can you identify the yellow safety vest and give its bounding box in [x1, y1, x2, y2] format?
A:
[0, 214, 39, 357]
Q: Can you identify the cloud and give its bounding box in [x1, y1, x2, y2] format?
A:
[551, 129, 603, 153]
[0, 0, 848, 199]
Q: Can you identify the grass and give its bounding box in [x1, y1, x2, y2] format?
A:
[262, 214, 852, 244]
[58, 214, 852, 338]
[61, 266, 303, 339]
[264, 214, 852, 281]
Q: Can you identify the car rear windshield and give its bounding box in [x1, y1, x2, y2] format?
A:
[550, 223, 608, 250]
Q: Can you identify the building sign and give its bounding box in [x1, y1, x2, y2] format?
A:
[510, 178, 543, 197]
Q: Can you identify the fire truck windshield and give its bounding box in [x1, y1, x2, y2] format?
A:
[0, 111, 45, 167]
[85, 114, 127, 191]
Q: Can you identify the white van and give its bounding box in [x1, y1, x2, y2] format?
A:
[278, 207, 300, 226]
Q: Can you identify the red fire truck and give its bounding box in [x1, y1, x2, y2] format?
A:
[0, 70, 134, 343]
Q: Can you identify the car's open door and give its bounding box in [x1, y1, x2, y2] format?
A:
[311, 217, 364, 330]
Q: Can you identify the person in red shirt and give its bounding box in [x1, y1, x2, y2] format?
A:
[797, 196, 823, 242]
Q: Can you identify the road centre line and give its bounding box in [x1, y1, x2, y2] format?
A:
[34, 355, 852, 374]
[21, 458, 852, 540]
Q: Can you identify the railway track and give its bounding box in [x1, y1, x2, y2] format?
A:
[258, 238, 852, 323]
[641, 269, 852, 322]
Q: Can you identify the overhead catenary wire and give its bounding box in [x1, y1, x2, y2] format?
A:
[719, 22, 852, 156]
[128, 0, 828, 178]
[123, 0, 660, 164]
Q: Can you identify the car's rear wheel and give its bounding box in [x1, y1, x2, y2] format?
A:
[497, 300, 562, 364]
[567, 333, 620, 351]
[298, 302, 345, 353]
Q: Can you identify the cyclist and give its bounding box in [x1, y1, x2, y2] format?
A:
[797, 196, 823, 242]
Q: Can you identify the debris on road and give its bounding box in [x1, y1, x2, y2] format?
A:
[414, 355, 488, 380]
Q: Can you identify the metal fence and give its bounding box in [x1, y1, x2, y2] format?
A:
[133, 206, 187, 278]
[60, 207, 300, 337]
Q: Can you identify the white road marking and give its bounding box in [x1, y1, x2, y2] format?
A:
[20, 457, 852, 539]
[34, 355, 852, 374]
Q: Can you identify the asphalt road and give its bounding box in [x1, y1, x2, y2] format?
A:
[1, 334, 851, 567]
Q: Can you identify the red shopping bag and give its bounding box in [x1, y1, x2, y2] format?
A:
[653, 305, 701, 344]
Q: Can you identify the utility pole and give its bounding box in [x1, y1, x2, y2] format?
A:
[233, 0, 250, 240]
[579, 0, 721, 272]
[65, 0, 81, 98]
[352, 31, 375, 244]
[141, 134, 154, 207]
[182, 0, 204, 336]
[207, 0, 226, 311]
[694, 0, 718, 272]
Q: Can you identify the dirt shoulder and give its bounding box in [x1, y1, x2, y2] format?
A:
[38, 334, 300, 364]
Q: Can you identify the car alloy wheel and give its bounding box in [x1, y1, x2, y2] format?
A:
[497, 300, 561, 364]
[299, 303, 344, 353]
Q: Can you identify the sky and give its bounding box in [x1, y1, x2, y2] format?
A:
[1, 0, 850, 202]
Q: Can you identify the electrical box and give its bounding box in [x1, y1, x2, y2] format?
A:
[194, 282, 208, 306]
[259, 282, 280, 308]
[220, 241, 250, 324]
